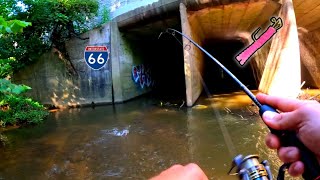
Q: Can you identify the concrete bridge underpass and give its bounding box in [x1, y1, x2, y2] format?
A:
[111, 0, 318, 106]
[14, 0, 320, 107]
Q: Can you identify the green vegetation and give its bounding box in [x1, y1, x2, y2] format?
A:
[0, 0, 100, 72]
[101, 6, 111, 24]
[0, 15, 47, 127]
[0, 79, 48, 127]
[0, 0, 108, 127]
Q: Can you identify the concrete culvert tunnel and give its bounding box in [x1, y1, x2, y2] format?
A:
[12, 0, 320, 107]
[149, 34, 186, 101]
[179, 0, 284, 106]
[202, 39, 258, 94]
[113, 15, 187, 102]
[126, 30, 186, 101]
[111, 0, 310, 107]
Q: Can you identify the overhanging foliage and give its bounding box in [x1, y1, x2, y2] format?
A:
[0, 0, 100, 72]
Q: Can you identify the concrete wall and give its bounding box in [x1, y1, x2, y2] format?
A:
[259, 0, 301, 98]
[250, 39, 272, 85]
[181, 0, 280, 106]
[293, 0, 320, 32]
[299, 28, 320, 88]
[14, 24, 113, 108]
[109, 0, 160, 19]
[180, 3, 204, 107]
[293, 0, 320, 88]
[15, 0, 320, 107]
[96, 0, 160, 20]
[111, 22, 150, 103]
[185, 0, 280, 40]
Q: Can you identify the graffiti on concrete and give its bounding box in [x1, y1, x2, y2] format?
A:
[236, 17, 283, 66]
[132, 64, 153, 89]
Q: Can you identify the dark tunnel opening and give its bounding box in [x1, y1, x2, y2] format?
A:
[124, 23, 186, 102]
[202, 39, 258, 94]
[124, 25, 258, 103]
[149, 34, 186, 101]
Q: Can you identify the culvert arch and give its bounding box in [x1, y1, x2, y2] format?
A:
[111, 0, 306, 106]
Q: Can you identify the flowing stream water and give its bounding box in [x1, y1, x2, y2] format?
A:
[0, 92, 300, 179]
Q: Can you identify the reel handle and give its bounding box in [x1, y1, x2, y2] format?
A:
[259, 105, 320, 180]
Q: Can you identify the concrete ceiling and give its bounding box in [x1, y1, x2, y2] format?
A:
[293, 0, 320, 32]
[187, 0, 281, 40]
[120, 16, 181, 41]
[120, 0, 320, 41]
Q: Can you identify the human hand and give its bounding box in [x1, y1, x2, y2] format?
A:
[257, 93, 320, 177]
[150, 163, 208, 180]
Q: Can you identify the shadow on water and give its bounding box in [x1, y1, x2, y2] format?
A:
[0, 94, 299, 179]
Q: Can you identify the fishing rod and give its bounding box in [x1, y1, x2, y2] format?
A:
[159, 28, 320, 180]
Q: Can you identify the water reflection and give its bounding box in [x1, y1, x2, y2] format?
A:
[0, 93, 300, 179]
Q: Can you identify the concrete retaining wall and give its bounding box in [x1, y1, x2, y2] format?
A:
[293, 0, 320, 89]
[180, 3, 204, 106]
[259, 0, 301, 98]
[111, 22, 150, 103]
[14, 0, 320, 107]
[299, 28, 320, 88]
[14, 24, 113, 108]
[181, 0, 280, 106]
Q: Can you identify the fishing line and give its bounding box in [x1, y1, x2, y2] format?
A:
[159, 29, 237, 158]
[198, 71, 237, 158]
[159, 31, 192, 51]
[160, 29, 320, 180]
[162, 29, 262, 108]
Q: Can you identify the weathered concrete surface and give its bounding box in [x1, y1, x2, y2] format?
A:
[110, 21, 124, 103]
[15, 0, 320, 108]
[293, 0, 320, 88]
[111, 22, 150, 103]
[180, 3, 204, 107]
[293, 0, 320, 32]
[92, 0, 164, 22]
[182, 0, 280, 106]
[259, 0, 301, 98]
[109, 0, 160, 19]
[110, 0, 287, 106]
[184, 0, 248, 10]
[186, 0, 280, 39]
[115, 0, 181, 29]
[298, 29, 320, 88]
[14, 24, 113, 107]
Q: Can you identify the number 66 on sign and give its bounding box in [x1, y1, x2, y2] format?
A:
[84, 46, 109, 70]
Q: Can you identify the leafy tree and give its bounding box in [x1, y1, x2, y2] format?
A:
[0, 0, 102, 127]
[0, 0, 99, 73]
[101, 6, 111, 24]
[0, 0, 102, 126]
[0, 15, 31, 75]
[0, 0, 17, 18]
[0, 16, 31, 34]
[0, 16, 31, 77]
[0, 16, 48, 127]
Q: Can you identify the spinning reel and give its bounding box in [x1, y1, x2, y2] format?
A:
[228, 154, 273, 180]
[160, 28, 320, 180]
